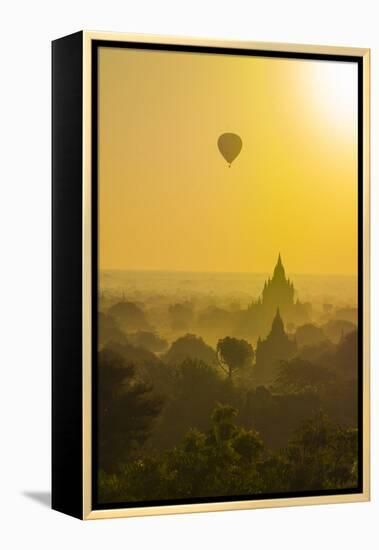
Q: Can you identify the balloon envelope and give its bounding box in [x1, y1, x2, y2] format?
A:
[217, 133, 242, 165]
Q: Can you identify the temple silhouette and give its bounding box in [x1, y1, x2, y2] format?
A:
[235, 254, 310, 341]
[261, 254, 294, 312]
[254, 308, 297, 384]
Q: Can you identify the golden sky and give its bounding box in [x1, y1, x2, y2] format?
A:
[98, 47, 358, 275]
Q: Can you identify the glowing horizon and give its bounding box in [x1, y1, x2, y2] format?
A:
[99, 266, 358, 278]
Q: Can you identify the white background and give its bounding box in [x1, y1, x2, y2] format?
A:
[0, 0, 377, 548]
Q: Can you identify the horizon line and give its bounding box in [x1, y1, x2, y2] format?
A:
[99, 267, 358, 278]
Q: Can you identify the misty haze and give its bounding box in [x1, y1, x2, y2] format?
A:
[97, 256, 359, 503]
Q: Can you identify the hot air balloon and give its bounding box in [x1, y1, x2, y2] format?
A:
[217, 133, 242, 166]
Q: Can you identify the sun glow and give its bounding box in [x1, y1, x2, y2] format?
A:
[307, 61, 358, 131]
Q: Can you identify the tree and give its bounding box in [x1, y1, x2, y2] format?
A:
[163, 333, 216, 366]
[216, 337, 254, 380]
[240, 385, 320, 450]
[322, 319, 356, 344]
[273, 358, 336, 394]
[127, 331, 168, 353]
[168, 302, 194, 331]
[108, 301, 152, 332]
[98, 405, 358, 503]
[98, 311, 126, 349]
[98, 347, 163, 473]
[108, 339, 162, 368]
[149, 358, 235, 450]
[285, 412, 358, 491]
[295, 323, 327, 348]
[99, 403, 264, 502]
[334, 329, 358, 380]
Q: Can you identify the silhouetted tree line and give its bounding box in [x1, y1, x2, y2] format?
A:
[96, 300, 359, 503]
[99, 403, 358, 503]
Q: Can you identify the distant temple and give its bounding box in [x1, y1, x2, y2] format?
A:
[253, 308, 297, 384]
[235, 254, 310, 340]
[260, 254, 294, 312]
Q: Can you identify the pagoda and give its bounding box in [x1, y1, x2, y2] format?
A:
[254, 308, 297, 384]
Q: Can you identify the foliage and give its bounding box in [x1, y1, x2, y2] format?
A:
[284, 412, 358, 491]
[98, 312, 126, 349]
[216, 336, 254, 380]
[98, 406, 358, 503]
[273, 358, 336, 394]
[108, 301, 152, 332]
[98, 347, 163, 473]
[295, 323, 327, 348]
[99, 404, 264, 502]
[148, 358, 236, 450]
[163, 333, 216, 366]
[321, 319, 356, 344]
[96, 260, 359, 504]
[106, 338, 162, 368]
[240, 385, 320, 450]
[334, 330, 358, 380]
[127, 330, 168, 353]
[168, 302, 194, 331]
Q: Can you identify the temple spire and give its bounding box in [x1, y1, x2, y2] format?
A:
[271, 307, 285, 335]
[273, 253, 285, 280]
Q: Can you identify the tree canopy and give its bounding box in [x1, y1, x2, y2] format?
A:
[98, 348, 163, 473]
[216, 336, 254, 380]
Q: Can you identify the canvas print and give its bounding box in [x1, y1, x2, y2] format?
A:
[95, 45, 360, 507]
